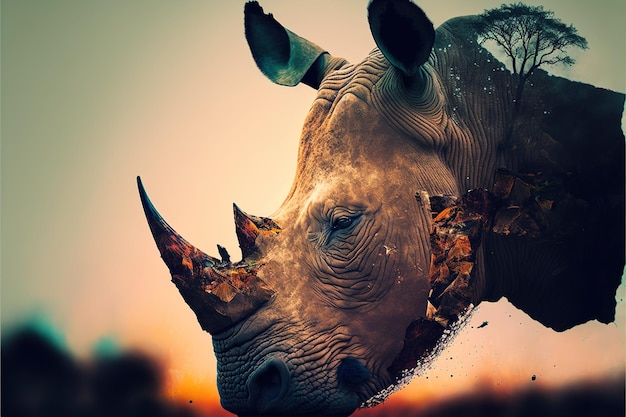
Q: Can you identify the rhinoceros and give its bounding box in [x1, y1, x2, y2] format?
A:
[138, 1, 625, 416]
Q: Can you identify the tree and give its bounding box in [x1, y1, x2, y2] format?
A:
[474, 3, 588, 114]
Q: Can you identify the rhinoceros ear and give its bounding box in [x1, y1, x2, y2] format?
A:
[244, 1, 346, 89]
[368, 0, 435, 77]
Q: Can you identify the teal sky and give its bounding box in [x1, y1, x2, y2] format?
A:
[2, 0, 624, 407]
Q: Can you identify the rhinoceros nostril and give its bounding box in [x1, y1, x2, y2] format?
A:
[337, 357, 371, 389]
[247, 358, 290, 413]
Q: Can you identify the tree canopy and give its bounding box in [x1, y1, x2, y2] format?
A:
[474, 2, 588, 107]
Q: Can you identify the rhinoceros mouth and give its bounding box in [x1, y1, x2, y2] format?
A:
[215, 318, 373, 417]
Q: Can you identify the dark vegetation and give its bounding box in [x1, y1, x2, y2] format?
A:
[3, 325, 624, 417]
[355, 374, 625, 417]
[1, 326, 199, 417]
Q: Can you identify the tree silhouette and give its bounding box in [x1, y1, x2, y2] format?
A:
[474, 3, 587, 117]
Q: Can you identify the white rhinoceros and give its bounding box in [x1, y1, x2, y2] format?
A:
[138, 1, 625, 416]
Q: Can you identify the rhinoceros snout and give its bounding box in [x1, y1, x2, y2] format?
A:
[246, 358, 291, 415]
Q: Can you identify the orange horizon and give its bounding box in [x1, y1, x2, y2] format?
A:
[163, 368, 625, 416]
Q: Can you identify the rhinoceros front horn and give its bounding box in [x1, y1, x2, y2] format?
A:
[137, 177, 275, 335]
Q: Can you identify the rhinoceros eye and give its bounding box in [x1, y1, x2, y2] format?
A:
[331, 215, 354, 231]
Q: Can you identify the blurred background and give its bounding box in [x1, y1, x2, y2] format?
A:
[2, 1, 624, 416]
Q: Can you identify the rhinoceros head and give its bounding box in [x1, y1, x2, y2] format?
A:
[139, 1, 624, 416]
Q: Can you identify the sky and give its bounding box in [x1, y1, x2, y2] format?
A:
[2, 0, 625, 414]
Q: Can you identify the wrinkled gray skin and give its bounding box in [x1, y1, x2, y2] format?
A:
[214, 89, 454, 415]
[213, 3, 455, 415]
[140, 1, 624, 416]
